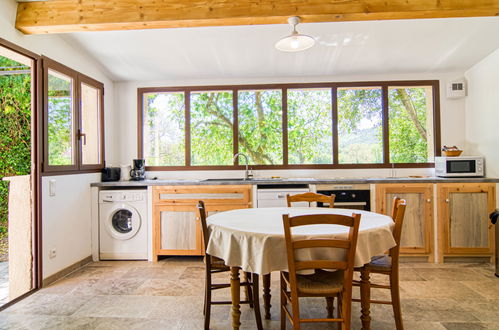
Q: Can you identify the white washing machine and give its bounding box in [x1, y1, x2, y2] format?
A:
[98, 189, 148, 260]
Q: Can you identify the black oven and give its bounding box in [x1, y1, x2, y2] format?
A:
[317, 185, 371, 211]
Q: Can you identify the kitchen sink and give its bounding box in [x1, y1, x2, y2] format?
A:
[202, 178, 273, 181]
[202, 178, 246, 181]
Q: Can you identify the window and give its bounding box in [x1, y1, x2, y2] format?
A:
[238, 89, 282, 165]
[190, 91, 233, 166]
[47, 69, 74, 166]
[337, 87, 383, 164]
[288, 88, 332, 164]
[43, 57, 104, 173]
[143, 91, 185, 166]
[138, 81, 440, 170]
[388, 86, 434, 163]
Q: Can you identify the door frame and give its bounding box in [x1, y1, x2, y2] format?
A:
[0, 37, 42, 308]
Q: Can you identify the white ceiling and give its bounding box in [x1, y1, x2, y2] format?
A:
[62, 17, 499, 82]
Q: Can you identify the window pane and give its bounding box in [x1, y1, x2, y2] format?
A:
[191, 91, 233, 166]
[80, 83, 101, 165]
[338, 87, 383, 164]
[288, 89, 332, 164]
[48, 69, 74, 166]
[238, 90, 282, 165]
[389, 86, 434, 163]
[143, 92, 185, 166]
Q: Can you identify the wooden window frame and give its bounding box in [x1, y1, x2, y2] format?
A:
[42, 56, 105, 175]
[78, 74, 105, 171]
[137, 80, 441, 171]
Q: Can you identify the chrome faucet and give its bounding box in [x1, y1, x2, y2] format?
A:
[232, 153, 252, 180]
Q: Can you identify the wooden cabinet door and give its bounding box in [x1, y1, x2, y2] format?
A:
[151, 185, 253, 260]
[154, 204, 202, 257]
[438, 183, 496, 258]
[376, 184, 433, 257]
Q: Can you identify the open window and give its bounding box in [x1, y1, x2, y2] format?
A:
[42, 57, 104, 174]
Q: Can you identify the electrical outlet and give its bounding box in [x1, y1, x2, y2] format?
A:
[49, 248, 56, 259]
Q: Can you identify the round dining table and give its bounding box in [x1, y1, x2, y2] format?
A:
[206, 207, 396, 329]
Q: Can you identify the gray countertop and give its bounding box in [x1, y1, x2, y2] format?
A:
[91, 177, 499, 187]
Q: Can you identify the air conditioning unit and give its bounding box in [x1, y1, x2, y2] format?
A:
[446, 80, 466, 99]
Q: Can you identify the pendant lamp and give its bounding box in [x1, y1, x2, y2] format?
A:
[275, 16, 315, 52]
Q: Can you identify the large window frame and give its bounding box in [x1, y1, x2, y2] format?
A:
[42, 57, 105, 174]
[138, 80, 440, 171]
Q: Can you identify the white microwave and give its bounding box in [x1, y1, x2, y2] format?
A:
[435, 156, 485, 177]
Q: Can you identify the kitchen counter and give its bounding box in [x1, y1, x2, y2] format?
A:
[91, 176, 499, 187]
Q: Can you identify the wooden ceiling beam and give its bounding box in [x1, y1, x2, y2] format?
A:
[15, 0, 499, 35]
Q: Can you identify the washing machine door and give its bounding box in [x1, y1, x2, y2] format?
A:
[105, 204, 141, 240]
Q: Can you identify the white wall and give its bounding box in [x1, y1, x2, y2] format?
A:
[115, 71, 466, 179]
[464, 48, 499, 178]
[41, 174, 99, 277]
[0, 1, 116, 278]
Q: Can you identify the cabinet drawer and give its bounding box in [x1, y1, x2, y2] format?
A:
[153, 185, 251, 205]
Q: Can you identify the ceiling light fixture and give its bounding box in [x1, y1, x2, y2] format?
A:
[275, 16, 315, 52]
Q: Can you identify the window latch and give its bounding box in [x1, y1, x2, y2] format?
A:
[77, 129, 87, 145]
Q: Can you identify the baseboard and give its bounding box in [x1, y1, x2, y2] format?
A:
[443, 256, 492, 263]
[400, 256, 430, 263]
[42, 256, 93, 287]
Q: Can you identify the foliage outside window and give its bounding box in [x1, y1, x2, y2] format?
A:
[139, 81, 439, 169]
[238, 90, 282, 165]
[47, 69, 73, 166]
[143, 92, 185, 166]
[0, 55, 31, 234]
[190, 91, 233, 166]
[43, 57, 104, 173]
[338, 87, 383, 164]
[288, 89, 332, 164]
[389, 86, 434, 163]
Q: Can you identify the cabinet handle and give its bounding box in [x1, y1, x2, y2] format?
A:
[445, 199, 450, 203]
[427, 199, 431, 203]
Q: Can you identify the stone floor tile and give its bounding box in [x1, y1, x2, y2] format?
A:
[3, 293, 92, 316]
[415, 267, 490, 281]
[72, 295, 162, 318]
[460, 280, 499, 299]
[400, 280, 485, 299]
[441, 322, 488, 330]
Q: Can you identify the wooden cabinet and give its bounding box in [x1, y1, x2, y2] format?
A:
[376, 183, 434, 260]
[437, 183, 496, 261]
[152, 185, 252, 260]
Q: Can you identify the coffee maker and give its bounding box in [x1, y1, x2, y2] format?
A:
[130, 159, 146, 181]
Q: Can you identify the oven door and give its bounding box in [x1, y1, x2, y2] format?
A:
[316, 189, 371, 211]
[333, 201, 368, 210]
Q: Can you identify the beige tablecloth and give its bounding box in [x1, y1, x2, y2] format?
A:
[206, 207, 396, 275]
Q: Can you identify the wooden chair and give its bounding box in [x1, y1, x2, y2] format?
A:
[280, 212, 361, 330]
[197, 201, 263, 330]
[353, 197, 407, 330]
[286, 192, 336, 208]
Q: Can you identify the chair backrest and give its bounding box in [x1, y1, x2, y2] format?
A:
[388, 197, 407, 259]
[286, 192, 336, 208]
[282, 213, 361, 294]
[197, 200, 209, 250]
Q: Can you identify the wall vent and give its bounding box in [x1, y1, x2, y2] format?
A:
[446, 80, 466, 99]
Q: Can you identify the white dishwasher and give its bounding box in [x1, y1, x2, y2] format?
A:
[256, 184, 310, 207]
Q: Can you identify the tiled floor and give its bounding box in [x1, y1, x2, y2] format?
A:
[0, 258, 498, 329]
